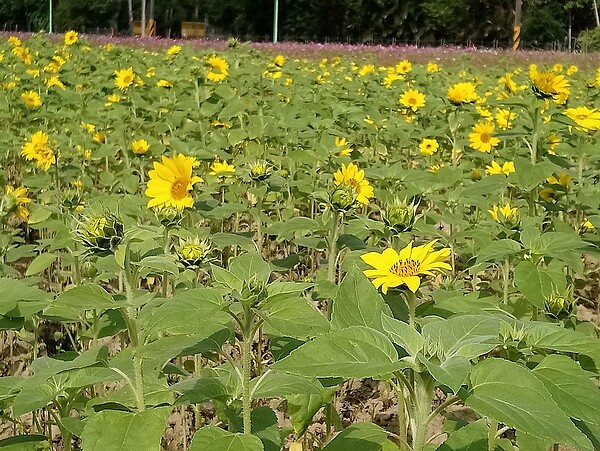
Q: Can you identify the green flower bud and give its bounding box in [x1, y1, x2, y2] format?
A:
[240, 275, 268, 305]
[80, 260, 98, 278]
[78, 213, 124, 256]
[63, 189, 84, 211]
[382, 198, 418, 233]
[249, 162, 271, 182]
[545, 293, 574, 320]
[177, 238, 211, 269]
[330, 184, 356, 211]
[154, 205, 184, 228]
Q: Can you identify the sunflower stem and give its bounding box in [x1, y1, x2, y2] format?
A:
[326, 210, 341, 320]
[405, 290, 418, 329]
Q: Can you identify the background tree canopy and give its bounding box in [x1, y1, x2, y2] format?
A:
[0, 0, 598, 47]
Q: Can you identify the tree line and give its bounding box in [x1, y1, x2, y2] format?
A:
[1, 0, 599, 48]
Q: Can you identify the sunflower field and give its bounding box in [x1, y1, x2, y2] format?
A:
[1, 31, 600, 451]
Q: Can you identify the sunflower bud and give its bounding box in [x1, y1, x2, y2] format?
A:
[62, 189, 84, 211]
[382, 198, 418, 233]
[239, 275, 268, 305]
[177, 238, 211, 269]
[545, 293, 575, 320]
[153, 205, 184, 228]
[78, 213, 124, 256]
[0, 192, 18, 216]
[330, 185, 356, 211]
[227, 37, 240, 48]
[80, 260, 98, 278]
[470, 168, 482, 181]
[249, 162, 271, 182]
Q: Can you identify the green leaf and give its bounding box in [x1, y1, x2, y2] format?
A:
[0, 435, 49, 450]
[44, 284, 115, 318]
[322, 422, 390, 451]
[513, 261, 554, 308]
[251, 372, 324, 398]
[170, 376, 231, 404]
[210, 264, 244, 292]
[287, 393, 329, 437]
[135, 255, 179, 276]
[81, 407, 171, 451]
[0, 278, 50, 317]
[261, 296, 329, 340]
[331, 268, 386, 331]
[465, 358, 593, 450]
[25, 253, 57, 276]
[421, 355, 470, 394]
[272, 326, 404, 379]
[473, 240, 521, 268]
[190, 426, 264, 451]
[229, 252, 272, 285]
[532, 355, 600, 430]
[437, 419, 488, 450]
[381, 313, 424, 356]
[268, 217, 321, 241]
[421, 315, 502, 359]
[251, 407, 281, 451]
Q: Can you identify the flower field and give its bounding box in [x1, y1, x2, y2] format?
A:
[1, 32, 600, 451]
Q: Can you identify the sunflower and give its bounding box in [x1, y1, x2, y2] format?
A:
[145, 154, 203, 210]
[64, 30, 79, 46]
[114, 67, 135, 90]
[358, 64, 375, 77]
[361, 240, 451, 293]
[395, 60, 412, 74]
[495, 109, 516, 130]
[335, 137, 352, 156]
[209, 160, 236, 177]
[399, 89, 426, 112]
[21, 91, 41, 108]
[563, 106, 600, 132]
[273, 54, 285, 67]
[156, 79, 173, 88]
[2, 185, 32, 222]
[131, 139, 150, 155]
[21, 131, 55, 171]
[426, 62, 440, 73]
[206, 56, 229, 82]
[485, 160, 515, 176]
[333, 162, 373, 206]
[469, 121, 500, 153]
[547, 172, 572, 187]
[488, 203, 518, 225]
[447, 82, 478, 105]
[531, 70, 570, 104]
[166, 45, 181, 57]
[46, 76, 65, 89]
[419, 138, 439, 156]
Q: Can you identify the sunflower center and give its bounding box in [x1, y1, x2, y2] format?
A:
[408, 97, 417, 105]
[390, 259, 420, 277]
[170, 179, 189, 200]
[480, 133, 491, 143]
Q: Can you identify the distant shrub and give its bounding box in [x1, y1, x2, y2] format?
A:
[577, 26, 600, 52]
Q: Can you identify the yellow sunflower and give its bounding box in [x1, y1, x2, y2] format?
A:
[563, 106, 600, 132]
[333, 162, 373, 205]
[131, 139, 150, 155]
[21, 90, 42, 108]
[273, 54, 285, 67]
[21, 131, 55, 171]
[114, 67, 135, 90]
[395, 60, 412, 74]
[361, 240, 451, 293]
[495, 109, 516, 130]
[547, 172, 572, 187]
[485, 160, 515, 176]
[447, 82, 478, 105]
[166, 45, 181, 57]
[531, 70, 570, 104]
[206, 56, 229, 82]
[419, 138, 439, 156]
[46, 76, 65, 89]
[469, 122, 500, 153]
[145, 154, 203, 210]
[156, 79, 173, 88]
[358, 64, 375, 77]
[209, 160, 236, 177]
[335, 137, 352, 157]
[488, 203, 518, 224]
[3, 185, 32, 222]
[399, 89, 426, 112]
[64, 30, 79, 46]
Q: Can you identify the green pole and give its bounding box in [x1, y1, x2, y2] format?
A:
[49, 0, 53, 33]
[273, 0, 278, 43]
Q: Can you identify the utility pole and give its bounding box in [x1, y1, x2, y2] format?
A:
[49, 0, 53, 33]
[512, 0, 522, 50]
[141, 0, 147, 37]
[273, 0, 279, 43]
[594, 0, 600, 26]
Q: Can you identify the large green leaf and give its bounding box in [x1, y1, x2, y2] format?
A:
[322, 422, 391, 451]
[421, 315, 502, 359]
[25, 253, 57, 276]
[190, 426, 264, 451]
[331, 268, 386, 331]
[465, 358, 593, 450]
[251, 372, 325, 398]
[261, 295, 329, 340]
[287, 392, 332, 437]
[0, 278, 51, 317]
[381, 313, 424, 357]
[251, 407, 281, 451]
[228, 252, 272, 285]
[81, 407, 171, 451]
[420, 355, 470, 394]
[532, 355, 600, 439]
[513, 261, 554, 308]
[437, 419, 488, 451]
[272, 326, 404, 379]
[44, 284, 116, 318]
